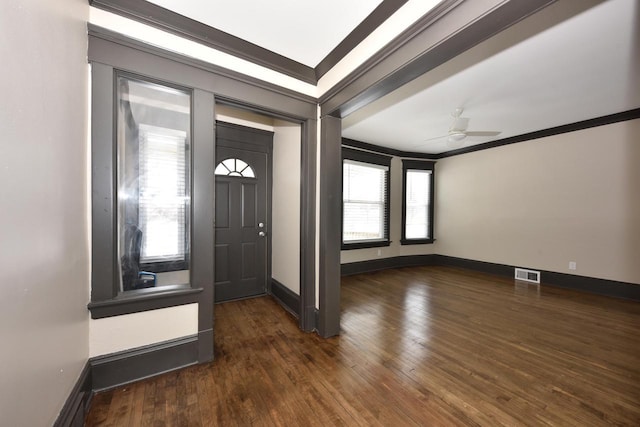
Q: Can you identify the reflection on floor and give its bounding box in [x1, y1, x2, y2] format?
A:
[86, 266, 640, 426]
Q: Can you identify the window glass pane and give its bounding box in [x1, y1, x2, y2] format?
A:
[117, 76, 191, 292]
[214, 158, 256, 178]
[405, 169, 431, 239]
[343, 160, 388, 242]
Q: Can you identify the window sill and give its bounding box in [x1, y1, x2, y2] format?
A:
[400, 238, 434, 245]
[341, 240, 391, 251]
[88, 285, 203, 319]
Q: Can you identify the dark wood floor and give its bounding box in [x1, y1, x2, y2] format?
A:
[86, 266, 640, 426]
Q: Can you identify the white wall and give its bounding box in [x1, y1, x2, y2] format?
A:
[0, 0, 90, 425]
[272, 120, 302, 294]
[341, 156, 435, 264]
[89, 304, 199, 357]
[434, 119, 640, 284]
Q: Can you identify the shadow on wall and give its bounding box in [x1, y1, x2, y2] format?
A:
[625, 0, 640, 285]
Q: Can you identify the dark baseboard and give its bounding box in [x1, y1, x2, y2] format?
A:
[433, 254, 514, 277]
[342, 254, 639, 301]
[270, 278, 300, 318]
[341, 254, 437, 276]
[90, 335, 199, 392]
[54, 362, 92, 427]
[198, 329, 214, 363]
[434, 255, 640, 300]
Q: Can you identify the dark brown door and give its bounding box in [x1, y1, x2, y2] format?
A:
[214, 123, 272, 302]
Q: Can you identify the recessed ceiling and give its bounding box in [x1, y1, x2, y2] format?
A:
[342, 0, 640, 154]
[148, 0, 383, 67]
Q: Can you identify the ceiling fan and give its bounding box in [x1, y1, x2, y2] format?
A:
[422, 108, 501, 146]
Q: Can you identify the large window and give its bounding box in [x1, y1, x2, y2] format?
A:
[342, 148, 391, 249]
[89, 63, 211, 320]
[116, 75, 191, 291]
[401, 160, 435, 244]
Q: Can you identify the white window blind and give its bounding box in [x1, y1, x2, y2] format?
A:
[343, 159, 388, 242]
[405, 169, 432, 239]
[139, 124, 188, 263]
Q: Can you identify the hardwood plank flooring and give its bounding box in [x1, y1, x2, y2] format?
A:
[85, 266, 640, 426]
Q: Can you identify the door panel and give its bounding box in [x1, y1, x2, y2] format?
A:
[214, 132, 270, 302]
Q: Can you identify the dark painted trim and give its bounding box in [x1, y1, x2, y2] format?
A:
[434, 255, 640, 301]
[400, 160, 435, 245]
[90, 335, 199, 392]
[54, 362, 92, 427]
[341, 254, 437, 276]
[90, 61, 117, 302]
[320, 0, 556, 117]
[541, 270, 640, 301]
[193, 90, 216, 363]
[89, 0, 316, 84]
[433, 254, 513, 277]
[88, 287, 202, 319]
[342, 138, 437, 160]
[198, 329, 214, 363]
[300, 119, 317, 333]
[342, 240, 391, 251]
[343, 254, 640, 301]
[270, 278, 301, 318]
[87, 26, 317, 111]
[434, 108, 640, 158]
[319, 115, 342, 338]
[88, 30, 317, 345]
[342, 146, 392, 166]
[90, 0, 407, 84]
[344, 110, 640, 162]
[315, 0, 409, 79]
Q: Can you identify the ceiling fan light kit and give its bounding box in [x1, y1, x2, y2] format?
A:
[448, 132, 466, 142]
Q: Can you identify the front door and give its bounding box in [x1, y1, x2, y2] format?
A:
[214, 123, 272, 302]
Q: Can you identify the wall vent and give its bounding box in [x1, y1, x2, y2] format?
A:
[514, 268, 541, 283]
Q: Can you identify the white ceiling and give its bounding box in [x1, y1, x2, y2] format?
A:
[342, 0, 640, 154]
[139, 0, 639, 155]
[148, 0, 383, 67]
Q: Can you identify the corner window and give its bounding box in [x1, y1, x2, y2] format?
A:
[342, 148, 391, 250]
[401, 160, 435, 244]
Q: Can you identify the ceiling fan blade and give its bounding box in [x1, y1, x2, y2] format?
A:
[464, 131, 501, 137]
[411, 134, 448, 147]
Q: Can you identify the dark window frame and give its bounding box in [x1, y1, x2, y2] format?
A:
[341, 147, 391, 250]
[88, 66, 209, 319]
[401, 159, 435, 245]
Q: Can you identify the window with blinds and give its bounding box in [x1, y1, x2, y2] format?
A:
[401, 160, 435, 244]
[138, 124, 189, 263]
[342, 148, 391, 249]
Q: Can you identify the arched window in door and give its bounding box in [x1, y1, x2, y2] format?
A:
[214, 158, 255, 178]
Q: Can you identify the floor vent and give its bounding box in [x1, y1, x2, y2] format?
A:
[514, 268, 541, 283]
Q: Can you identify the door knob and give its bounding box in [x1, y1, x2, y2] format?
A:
[258, 231, 266, 237]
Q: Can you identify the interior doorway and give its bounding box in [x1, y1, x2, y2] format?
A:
[212, 105, 306, 323]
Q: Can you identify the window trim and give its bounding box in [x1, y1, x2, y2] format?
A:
[341, 147, 391, 250]
[401, 159, 435, 245]
[89, 66, 208, 319]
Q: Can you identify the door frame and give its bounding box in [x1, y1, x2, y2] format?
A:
[214, 121, 273, 302]
[215, 99, 317, 333]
